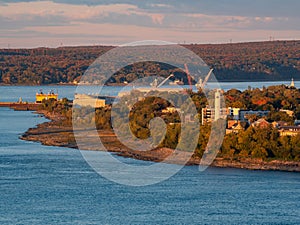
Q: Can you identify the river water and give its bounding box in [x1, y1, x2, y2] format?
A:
[0, 83, 300, 224]
[0, 80, 299, 102]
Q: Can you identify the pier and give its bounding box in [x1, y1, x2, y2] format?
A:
[0, 102, 40, 111]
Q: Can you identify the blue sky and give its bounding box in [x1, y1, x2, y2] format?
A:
[0, 0, 299, 47]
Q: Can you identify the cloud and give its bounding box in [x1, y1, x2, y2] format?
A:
[0, 1, 137, 19]
[0, 0, 300, 47]
[0, 15, 69, 30]
[160, 13, 298, 32]
[1, 1, 299, 32]
[0, 1, 170, 30]
[148, 3, 172, 9]
[151, 14, 164, 25]
[1, 0, 300, 17]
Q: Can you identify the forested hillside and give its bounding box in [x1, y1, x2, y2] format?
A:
[0, 40, 299, 85]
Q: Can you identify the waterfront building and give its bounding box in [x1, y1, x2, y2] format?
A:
[36, 90, 58, 103]
[74, 94, 115, 108]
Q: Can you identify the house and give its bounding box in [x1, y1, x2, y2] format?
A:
[272, 121, 289, 128]
[227, 120, 238, 129]
[226, 120, 245, 134]
[280, 109, 294, 117]
[239, 110, 270, 122]
[162, 107, 180, 114]
[251, 118, 270, 128]
[279, 126, 300, 136]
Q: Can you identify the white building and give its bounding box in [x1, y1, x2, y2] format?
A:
[214, 89, 221, 121]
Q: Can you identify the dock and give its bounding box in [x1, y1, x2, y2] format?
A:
[0, 102, 40, 111]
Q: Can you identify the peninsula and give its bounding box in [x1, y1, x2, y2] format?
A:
[19, 84, 300, 172]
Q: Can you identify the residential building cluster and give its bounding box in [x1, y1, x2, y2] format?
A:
[200, 88, 300, 137]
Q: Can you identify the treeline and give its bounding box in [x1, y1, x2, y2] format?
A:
[224, 85, 300, 118]
[1, 40, 300, 85]
[0, 46, 112, 84]
[221, 125, 300, 161]
[185, 41, 300, 81]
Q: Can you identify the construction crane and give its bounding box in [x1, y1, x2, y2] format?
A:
[150, 74, 174, 88]
[196, 68, 214, 89]
[184, 63, 193, 91]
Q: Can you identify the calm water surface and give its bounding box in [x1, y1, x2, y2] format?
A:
[0, 80, 298, 102]
[0, 84, 299, 224]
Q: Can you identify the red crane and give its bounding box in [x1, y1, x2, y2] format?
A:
[184, 63, 193, 91]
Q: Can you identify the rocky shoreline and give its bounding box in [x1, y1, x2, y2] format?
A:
[21, 110, 300, 172]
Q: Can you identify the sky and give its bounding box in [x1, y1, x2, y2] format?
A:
[0, 0, 300, 48]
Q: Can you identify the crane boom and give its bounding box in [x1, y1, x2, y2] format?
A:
[202, 69, 213, 87]
[196, 68, 213, 89]
[156, 74, 174, 88]
[184, 63, 193, 90]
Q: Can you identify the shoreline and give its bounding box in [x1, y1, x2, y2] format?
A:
[20, 109, 300, 172]
[1, 80, 299, 87]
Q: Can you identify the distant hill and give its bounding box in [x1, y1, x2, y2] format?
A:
[185, 41, 300, 82]
[0, 40, 299, 85]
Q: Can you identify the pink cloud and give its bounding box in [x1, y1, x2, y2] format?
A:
[151, 14, 164, 25]
[0, 1, 299, 48]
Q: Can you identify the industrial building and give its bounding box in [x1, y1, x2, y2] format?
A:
[36, 90, 58, 103]
[74, 94, 115, 108]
